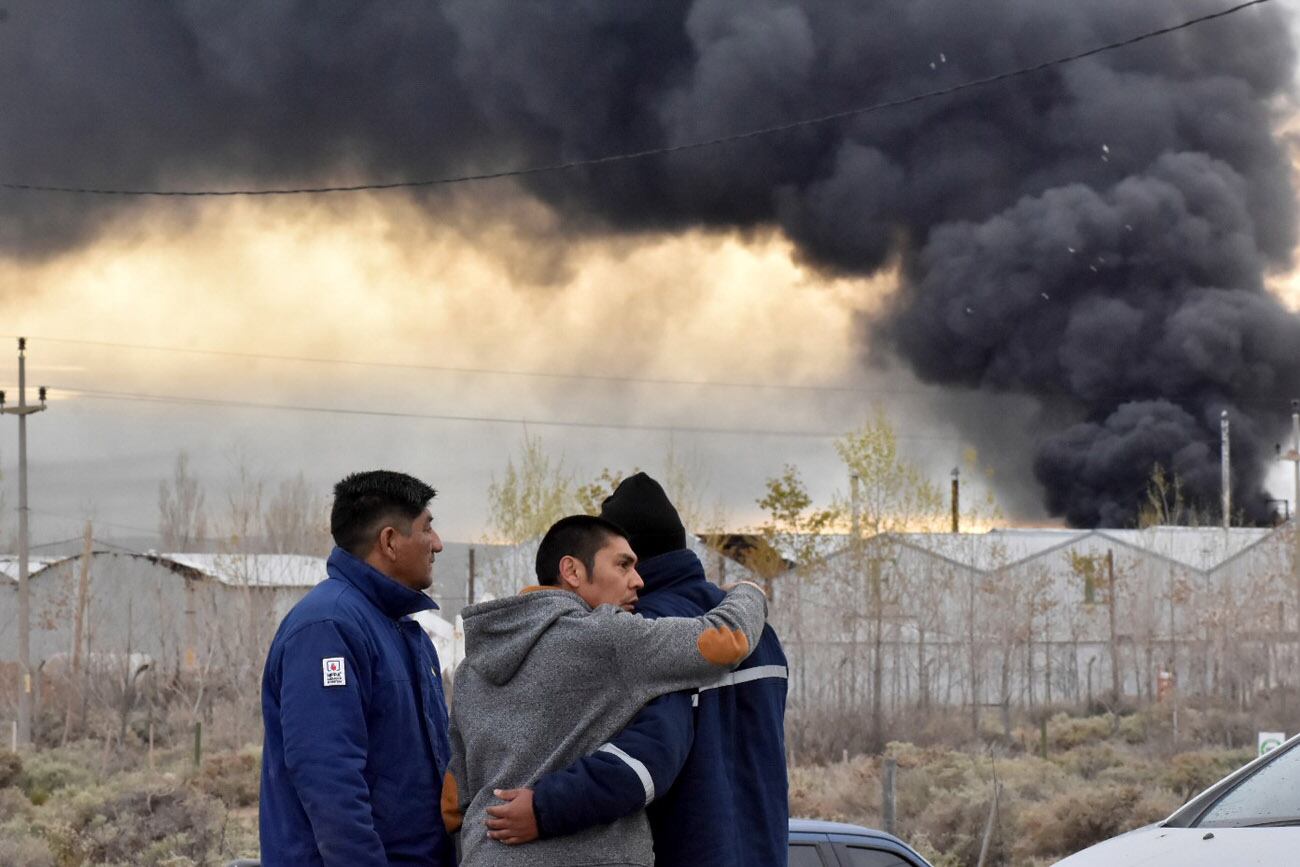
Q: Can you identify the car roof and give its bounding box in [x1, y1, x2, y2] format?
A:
[789, 818, 908, 846]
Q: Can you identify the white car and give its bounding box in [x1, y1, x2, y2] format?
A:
[1055, 733, 1300, 866]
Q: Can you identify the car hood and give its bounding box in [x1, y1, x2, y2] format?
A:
[1054, 825, 1300, 866]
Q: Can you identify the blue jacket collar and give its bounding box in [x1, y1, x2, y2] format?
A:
[637, 548, 707, 595]
[326, 547, 439, 620]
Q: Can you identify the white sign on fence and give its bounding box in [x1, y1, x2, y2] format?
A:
[1259, 731, 1286, 756]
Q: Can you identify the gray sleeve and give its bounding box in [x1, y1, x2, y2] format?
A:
[605, 583, 767, 699]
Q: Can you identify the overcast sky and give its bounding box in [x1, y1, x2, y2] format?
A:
[1, 199, 997, 545]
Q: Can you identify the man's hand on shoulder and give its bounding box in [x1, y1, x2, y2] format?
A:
[485, 787, 538, 845]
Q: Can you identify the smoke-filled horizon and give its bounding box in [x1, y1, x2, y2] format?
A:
[3, 0, 1299, 526]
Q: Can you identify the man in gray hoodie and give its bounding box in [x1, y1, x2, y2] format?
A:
[442, 514, 767, 867]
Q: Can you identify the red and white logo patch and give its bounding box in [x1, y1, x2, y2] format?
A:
[322, 657, 346, 687]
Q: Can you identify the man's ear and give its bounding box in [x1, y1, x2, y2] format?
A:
[375, 526, 399, 562]
[557, 554, 584, 590]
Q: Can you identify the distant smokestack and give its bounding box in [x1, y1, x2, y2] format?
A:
[1222, 410, 1231, 532]
[951, 468, 960, 533]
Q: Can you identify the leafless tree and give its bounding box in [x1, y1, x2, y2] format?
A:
[265, 473, 331, 556]
[159, 451, 207, 551]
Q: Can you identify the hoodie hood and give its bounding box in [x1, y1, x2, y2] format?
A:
[636, 549, 726, 616]
[460, 589, 588, 686]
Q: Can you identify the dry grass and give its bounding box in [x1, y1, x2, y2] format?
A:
[790, 707, 1249, 867]
[0, 704, 1264, 867]
[0, 744, 260, 867]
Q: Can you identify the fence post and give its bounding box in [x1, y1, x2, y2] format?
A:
[193, 721, 202, 769]
[882, 757, 897, 835]
[975, 781, 1001, 867]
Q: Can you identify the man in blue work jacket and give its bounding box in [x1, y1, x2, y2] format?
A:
[485, 472, 790, 866]
[259, 470, 454, 866]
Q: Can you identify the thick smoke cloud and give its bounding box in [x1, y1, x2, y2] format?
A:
[2, 0, 1297, 525]
[894, 153, 1300, 524]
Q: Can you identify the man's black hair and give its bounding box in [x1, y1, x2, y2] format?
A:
[535, 514, 627, 586]
[330, 470, 436, 557]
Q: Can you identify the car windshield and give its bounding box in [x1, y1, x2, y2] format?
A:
[1197, 743, 1300, 828]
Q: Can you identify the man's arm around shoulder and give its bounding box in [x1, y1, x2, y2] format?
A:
[497, 690, 695, 842]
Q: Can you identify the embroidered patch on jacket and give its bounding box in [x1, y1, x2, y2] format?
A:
[322, 657, 346, 687]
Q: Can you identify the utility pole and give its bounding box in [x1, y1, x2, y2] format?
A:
[0, 338, 48, 748]
[1107, 549, 1120, 704]
[951, 468, 960, 533]
[1291, 401, 1300, 623]
[1221, 410, 1231, 536]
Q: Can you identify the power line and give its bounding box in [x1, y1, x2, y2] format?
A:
[26, 535, 141, 554]
[24, 508, 159, 539]
[2, 333, 894, 396]
[16, 333, 1298, 414]
[26, 535, 84, 551]
[0, 0, 1271, 198]
[59, 386, 963, 442]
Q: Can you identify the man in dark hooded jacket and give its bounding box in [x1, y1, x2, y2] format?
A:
[484, 473, 789, 866]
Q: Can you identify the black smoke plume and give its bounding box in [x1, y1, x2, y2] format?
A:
[2, 0, 1297, 525]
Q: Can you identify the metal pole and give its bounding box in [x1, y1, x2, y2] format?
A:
[0, 338, 48, 748]
[16, 341, 30, 747]
[882, 757, 897, 834]
[1221, 410, 1231, 534]
[468, 546, 476, 607]
[1292, 401, 1299, 623]
[975, 781, 1000, 867]
[951, 468, 960, 533]
[1108, 549, 1120, 704]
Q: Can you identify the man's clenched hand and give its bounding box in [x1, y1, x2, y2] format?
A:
[485, 787, 538, 845]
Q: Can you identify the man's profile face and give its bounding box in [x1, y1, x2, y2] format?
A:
[389, 508, 442, 591]
[574, 535, 642, 612]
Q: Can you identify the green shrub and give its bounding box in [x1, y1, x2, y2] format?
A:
[789, 756, 879, 821]
[0, 786, 34, 821]
[1047, 713, 1113, 750]
[0, 751, 22, 788]
[36, 777, 226, 867]
[1054, 744, 1124, 781]
[1014, 783, 1172, 860]
[1162, 749, 1252, 800]
[193, 750, 259, 808]
[20, 750, 95, 801]
[1188, 708, 1255, 749]
[0, 833, 56, 867]
[1117, 712, 1151, 744]
[911, 779, 1009, 867]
